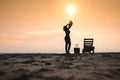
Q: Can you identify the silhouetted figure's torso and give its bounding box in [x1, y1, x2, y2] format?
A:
[64, 28, 70, 43]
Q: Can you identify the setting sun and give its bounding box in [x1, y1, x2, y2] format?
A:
[67, 4, 76, 17]
[0, 0, 120, 53]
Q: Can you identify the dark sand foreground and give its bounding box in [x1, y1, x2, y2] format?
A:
[0, 53, 120, 80]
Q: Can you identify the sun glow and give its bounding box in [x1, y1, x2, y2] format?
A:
[67, 4, 76, 17]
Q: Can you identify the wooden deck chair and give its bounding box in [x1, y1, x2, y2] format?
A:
[82, 38, 95, 54]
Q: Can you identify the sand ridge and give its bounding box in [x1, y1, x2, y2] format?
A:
[0, 53, 120, 80]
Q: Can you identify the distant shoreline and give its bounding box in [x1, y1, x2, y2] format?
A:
[0, 52, 120, 54]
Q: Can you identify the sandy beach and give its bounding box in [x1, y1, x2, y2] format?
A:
[0, 53, 120, 80]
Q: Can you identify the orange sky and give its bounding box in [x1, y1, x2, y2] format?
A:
[0, 0, 120, 53]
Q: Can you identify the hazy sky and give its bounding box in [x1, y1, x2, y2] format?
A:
[0, 0, 120, 53]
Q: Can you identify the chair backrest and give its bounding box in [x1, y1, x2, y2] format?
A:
[84, 38, 93, 47]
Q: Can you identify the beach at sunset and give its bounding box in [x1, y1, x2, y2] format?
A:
[0, 0, 120, 80]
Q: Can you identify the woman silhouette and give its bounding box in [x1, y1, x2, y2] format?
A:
[63, 20, 73, 54]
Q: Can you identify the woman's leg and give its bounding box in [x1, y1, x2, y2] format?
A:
[68, 41, 71, 53]
[65, 37, 70, 54]
[65, 43, 68, 53]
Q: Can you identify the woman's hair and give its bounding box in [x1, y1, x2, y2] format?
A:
[68, 20, 73, 27]
[63, 25, 67, 31]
